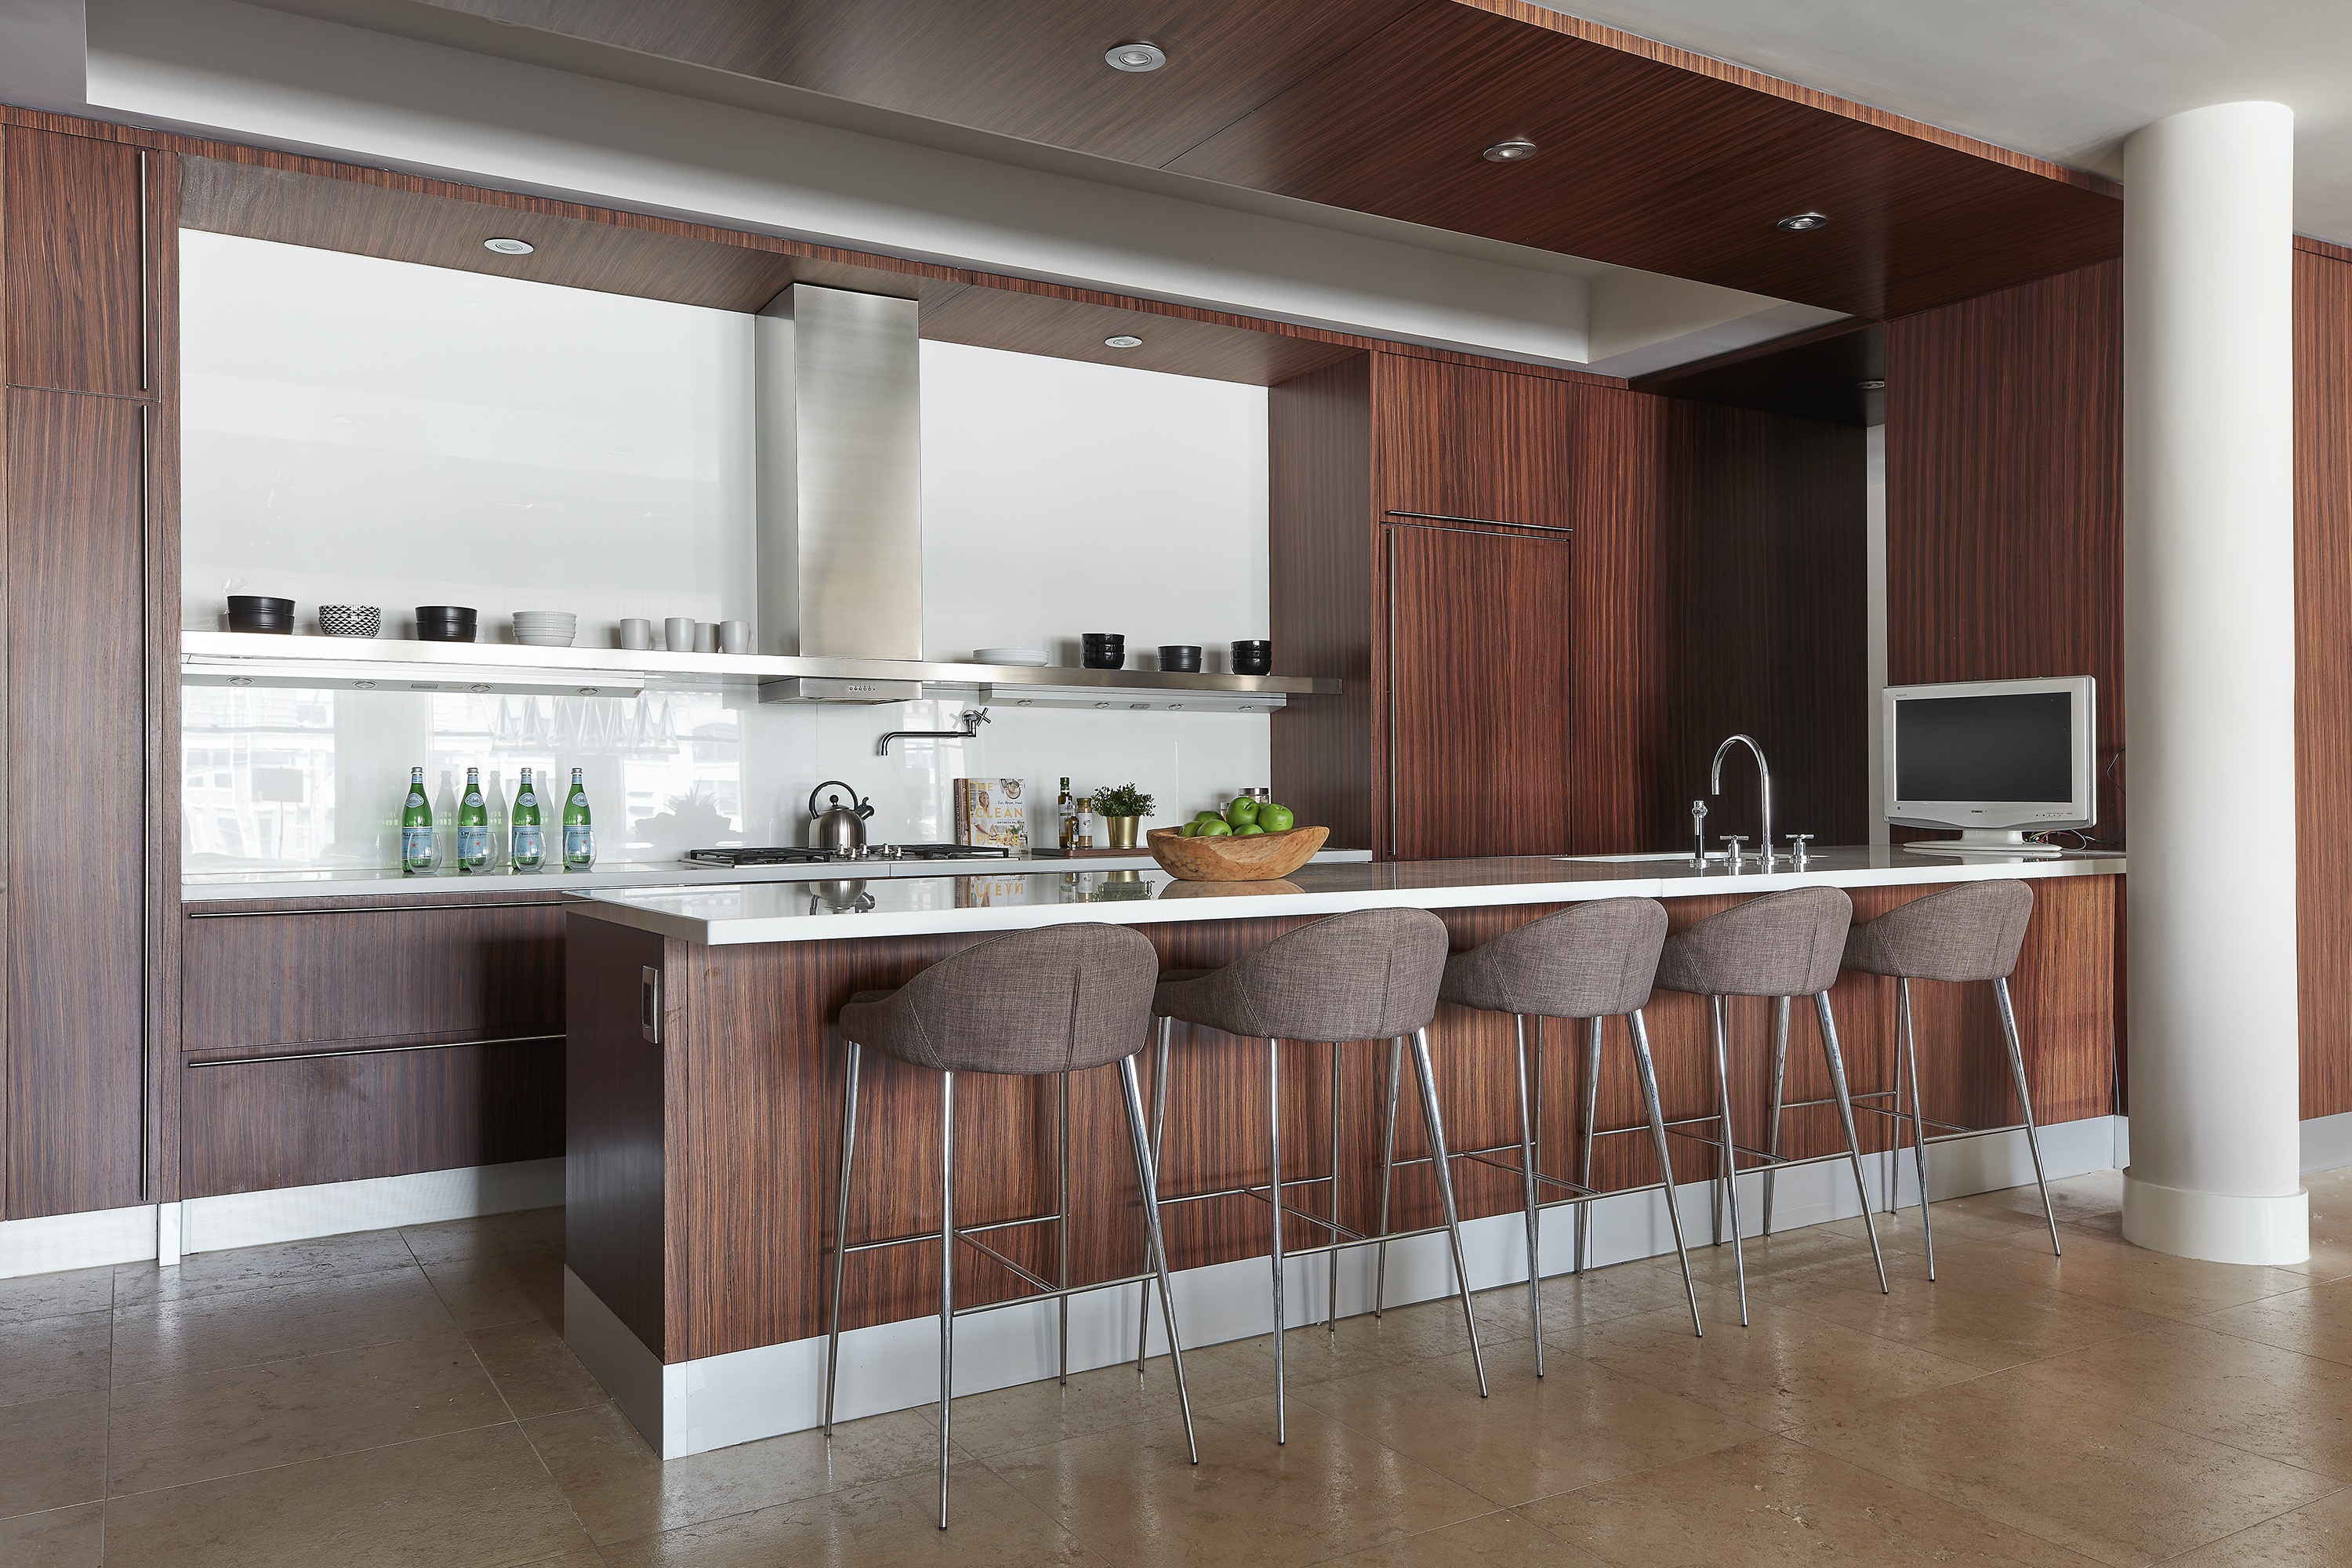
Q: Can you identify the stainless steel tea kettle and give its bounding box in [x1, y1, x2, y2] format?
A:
[807, 779, 876, 851]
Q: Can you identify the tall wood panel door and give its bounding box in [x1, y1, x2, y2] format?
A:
[1374, 355, 1577, 532]
[1388, 522, 1575, 858]
[5, 388, 151, 1218]
[2, 129, 158, 397]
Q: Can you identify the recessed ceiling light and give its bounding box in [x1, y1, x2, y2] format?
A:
[1482, 138, 1540, 163]
[1104, 334, 1145, 349]
[1106, 42, 1166, 72]
[1775, 212, 1828, 232]
[1859, 378, 1886, 390]
[483, 237, 535, 255]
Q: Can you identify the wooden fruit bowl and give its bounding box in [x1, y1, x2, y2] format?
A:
[1147, 824, 1327, 882]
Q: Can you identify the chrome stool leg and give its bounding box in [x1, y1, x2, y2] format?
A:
[1628, 1010, 1701, 1337]
[1813, 993, 1889, 1294]
[1708, 996, 1750, 1326]
[1057, 1071, 1071, 1384]
[1512, 1014, 1544, 1374]
[1576, 1016, 1601, 1275]
[1374, 1035, 1403, 1316]
[1897, 978, 1936, 1279]
[822, 1040, 863, 1437]
[1137, 1018, 1173, 1367]
[1412, 1027, 1488, 1397]
[936, 1069, 956, 1530]
[1118, 1054, 1200, 1464]
[1266, 1038, 1289, 1443]
[1994, 976, 2063, 1257]
[1328, 1040, 1341, 1333]
[1763, 996, 1789, 1236]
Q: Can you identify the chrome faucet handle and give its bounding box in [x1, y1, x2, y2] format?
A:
[1722, 834, 1747, 869]
[1690, 799, 1709, 863]
[1787, 833, 1813, 869]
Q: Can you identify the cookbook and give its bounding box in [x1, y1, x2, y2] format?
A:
[953, 778, 1030, 855]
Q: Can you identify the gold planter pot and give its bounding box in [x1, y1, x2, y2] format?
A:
[1103, 815, 1142, 849]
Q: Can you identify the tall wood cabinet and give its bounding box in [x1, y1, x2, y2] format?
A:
[0, 125, 180, 1219]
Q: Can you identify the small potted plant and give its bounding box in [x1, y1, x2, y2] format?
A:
[1090, 783, 1156, 849]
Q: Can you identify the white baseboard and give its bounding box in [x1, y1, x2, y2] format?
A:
[572, 1112, 2127, 1459]
[2303, 1110, 2352, 1172]
[0, 1157, 565, 1280]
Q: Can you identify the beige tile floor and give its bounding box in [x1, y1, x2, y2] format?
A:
[8, 1171, 2352, 1565]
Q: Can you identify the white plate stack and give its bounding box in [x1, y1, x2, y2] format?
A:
[513, 612, 579, 648]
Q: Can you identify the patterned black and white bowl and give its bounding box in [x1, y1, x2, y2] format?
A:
[318, 604, 381, 638]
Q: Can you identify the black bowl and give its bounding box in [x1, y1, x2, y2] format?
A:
[1231, 640, 1272, 675]
[227, 614, 294, 635]
[416, 623, 477, 643]
[416, 605, 478, 643]
[1082, 645, 1125, 670]
[228, 595, 295, 617]
[1157, 644, 1203, 672]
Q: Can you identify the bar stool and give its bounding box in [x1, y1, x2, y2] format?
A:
[1653, 886, 1883, 1326]
[1830, 879, 2058, 1278]
[1409, 897, 1702, 1374]
[822, 923, 1195, 1530]
[1144, 906, 1479, 1443]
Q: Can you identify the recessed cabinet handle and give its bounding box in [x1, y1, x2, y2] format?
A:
[641, 966, 662, 1044]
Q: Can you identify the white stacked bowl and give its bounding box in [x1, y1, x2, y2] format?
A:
[513, 612, 578, 648]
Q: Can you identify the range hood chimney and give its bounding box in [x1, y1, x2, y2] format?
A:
[755, 284, 925, 702]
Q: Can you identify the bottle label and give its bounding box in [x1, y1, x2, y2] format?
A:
[512, 826, 543, 862]
[564, 825, 593, 862]
[517, 790, 536, 810]
[401, 826, 432, 864]
[459, 826, 490, 862]
[405, 792, 425, 810]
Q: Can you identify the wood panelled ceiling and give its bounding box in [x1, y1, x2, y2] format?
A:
[417, 0, 2122, 321]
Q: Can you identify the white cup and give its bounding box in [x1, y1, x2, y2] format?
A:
[618, 619, 653, 650]
[719, 619, 751, 655]
[664, 616, 695, 652]
[695, 622, 719, 654]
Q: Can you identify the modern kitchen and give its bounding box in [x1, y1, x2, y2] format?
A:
[1, 2, 2347, 1564]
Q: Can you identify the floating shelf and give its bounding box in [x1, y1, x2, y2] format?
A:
[180, 633, 1338, 704]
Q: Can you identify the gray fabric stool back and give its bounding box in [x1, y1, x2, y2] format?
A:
[837, 923, 1160, 1075]
[1424, 898, 1703, 1372]
[1837, 880, 2059, 1277]
[1654, 885, 1851, 999]
[1140, 905, 1481, 1445]
[1152, 906, 1447, 1043]
[1843, 880, 2033, 984]
[1653, 886, 1882, 1322]
[1438, 897, 1668, 1020]
[824, 922, 1196, 1528]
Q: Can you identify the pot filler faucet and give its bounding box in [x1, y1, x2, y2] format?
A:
[1709, 734, 1774, 869]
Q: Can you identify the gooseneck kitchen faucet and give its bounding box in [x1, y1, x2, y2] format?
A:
[1710, 734, 1774, 869]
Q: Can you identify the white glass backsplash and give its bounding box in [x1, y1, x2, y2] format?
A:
[180, 234, 1274, 873]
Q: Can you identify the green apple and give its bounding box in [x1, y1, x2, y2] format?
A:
[1260, 803, 1295, 832]
[1176, 821, 1197, 836]
[1234, 822, 1266, 837]
[1225, 797, 1260, 827]
[1194, 818, 1233, 837]
[1193, 808, 1224, 823]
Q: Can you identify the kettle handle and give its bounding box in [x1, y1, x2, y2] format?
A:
[808, 779, 864, 818]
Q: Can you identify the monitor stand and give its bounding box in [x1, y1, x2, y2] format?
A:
[1900, 829, 2066, 860]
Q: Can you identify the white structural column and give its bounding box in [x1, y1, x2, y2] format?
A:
[2121, 102, 2308, 1264]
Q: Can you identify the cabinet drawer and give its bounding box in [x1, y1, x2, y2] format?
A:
[182, 901, 565, 1057]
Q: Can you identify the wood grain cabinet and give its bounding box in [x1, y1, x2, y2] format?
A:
[1375, 354, 1577, 532]
[179, 899, 568, 1198]
[0, 125, 179, 1221]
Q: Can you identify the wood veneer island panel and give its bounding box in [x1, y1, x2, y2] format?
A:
[565, 869, 2118, 1366]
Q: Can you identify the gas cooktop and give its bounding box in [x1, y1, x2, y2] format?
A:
[684, 844, 1014, 868]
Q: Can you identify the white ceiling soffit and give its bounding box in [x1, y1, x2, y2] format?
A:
[1541, 0, 2352, 248]
[67, 0, 1836, 373]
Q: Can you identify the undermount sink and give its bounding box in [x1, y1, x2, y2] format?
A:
[1555, 851, 1726, 863]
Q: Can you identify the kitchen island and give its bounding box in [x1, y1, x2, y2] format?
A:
[564, 848, 2124, 1456]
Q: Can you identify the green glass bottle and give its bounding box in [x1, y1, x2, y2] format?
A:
[562, 767, 594, 872]
[400, 765, 434, 876]
[457, 766, 492, 873]
[510, 767, 545, 873]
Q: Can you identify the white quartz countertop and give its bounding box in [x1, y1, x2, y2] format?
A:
[179, 849, 1376, 905]
[565, 845, 2125, 946]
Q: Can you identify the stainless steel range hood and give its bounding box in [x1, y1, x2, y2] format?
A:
[756, 284, 926, 703]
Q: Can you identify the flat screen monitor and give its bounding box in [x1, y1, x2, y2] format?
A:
[1885, 677, 2096, 855]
